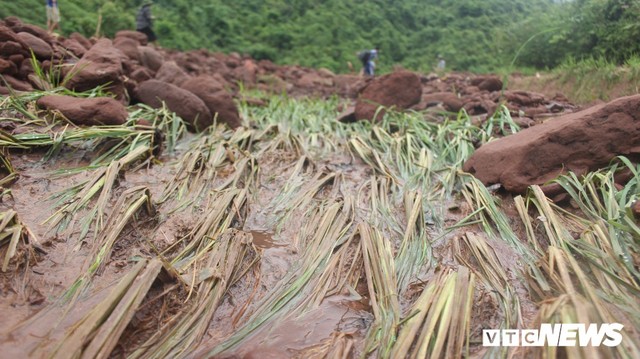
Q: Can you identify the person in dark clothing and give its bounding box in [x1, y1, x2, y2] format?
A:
[358, 48, 379, 77]
[136, 1, 156, 43]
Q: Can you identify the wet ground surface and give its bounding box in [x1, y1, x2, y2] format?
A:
[0, 106, 638, 359]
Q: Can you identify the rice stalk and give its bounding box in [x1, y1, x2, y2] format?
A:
[360, 222, 401, 358]
[461, 175, 534, 257]
[34, 258, 162, 359]
[128, 103, 187, 154]
[395, 189, 432, 293]
[0, 148, 17, 186]
[266, 164, 337, 229]
[167, 188, 247, 276]
[0, 209, 38, 272]
[391, 267, 475, 359]
[159, 137, 230, 204]
[297, 224, 362, 310]
[454, 232, 523, 357]
[45, 144, 151, 238]
[349, 136, 398, 182]
[527, 185, 640, 321]
[368, 176, 404, 237]
[62, 186, 155, 300]
[129, 231, 256, 359]
[207, 199, 353, 356]
[292, 332, 354, 359]
[531, 247, 640, 358]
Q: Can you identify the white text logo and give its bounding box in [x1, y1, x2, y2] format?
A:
[482, 323, 624, 347]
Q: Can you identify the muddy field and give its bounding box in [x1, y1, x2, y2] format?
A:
[0, 92, 639, 359]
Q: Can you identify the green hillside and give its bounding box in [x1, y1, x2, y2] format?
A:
[3, 1, 640, 74]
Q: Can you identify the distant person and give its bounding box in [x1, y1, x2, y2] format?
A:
[46, 0, 60, 33]
[358, 48, 379, 77]
[437, 55, 446, 71]
[136, 1, 156, 43]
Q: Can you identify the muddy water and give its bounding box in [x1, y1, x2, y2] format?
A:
[229, 295, 370, 358]
[248, 230, 282, 249]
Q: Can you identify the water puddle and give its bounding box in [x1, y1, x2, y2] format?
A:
[249, 230, 283, 249]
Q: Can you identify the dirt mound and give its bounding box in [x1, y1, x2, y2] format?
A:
[463, 94, 640, 193]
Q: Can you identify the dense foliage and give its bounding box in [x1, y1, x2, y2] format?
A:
[3, 1, 640, 73]
[501, 0, 640, 69]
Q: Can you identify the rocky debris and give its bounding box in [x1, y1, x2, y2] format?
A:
[136, 80, 212, 131]
[233, 59, 258, 85]
[0, 17, 578, 130]
[37, 95, 128, 126]
[180, 76, 241, 129]
[355, 70, 422, 121]
[462, 94, 640, 193]
[414, 92, 463, 112]
[472, 75, 503, 92]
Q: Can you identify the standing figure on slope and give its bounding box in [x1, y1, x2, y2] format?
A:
[437, 54, 446, 71]
[136, 1, 157, 44]
[358, 47, 379, 77]
[46, 0, 60, 33]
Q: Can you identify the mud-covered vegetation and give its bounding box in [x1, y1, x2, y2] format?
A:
[1, 79, 639, 356]
[3, 0, 640, 73]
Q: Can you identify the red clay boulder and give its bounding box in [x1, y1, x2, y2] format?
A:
[136, 80, 212, 131]
[61, 38, 87, 58]
[115, 30, 148, 46]
[138, 46, 163, 72]
[180, 76, 241, 129]
[69, 32, 92, 50]
[463, 94, 640, 193]
[37, 95, 128, 126]
[2, 75, 32, 91]
[416, 92, 464, 112]
[0, 25, 18, 42]
[232, 59, 258, 85]
[154, 61, 189, 86]
[130, 67, 153, 83]
[15, 32, 53, 59]
[472, 76, 503, 92]
[65, 39, 127, 99]
[354, 70, 422, 121]
[10, 22, 52, 44]
[113, 37, 140, 62]
[0, 58, 16, 75]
